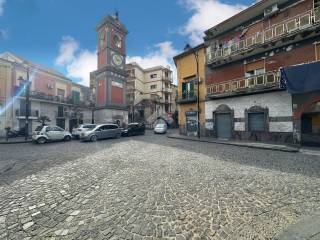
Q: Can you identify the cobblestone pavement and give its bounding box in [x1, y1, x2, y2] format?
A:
[0, 131, 320, 239]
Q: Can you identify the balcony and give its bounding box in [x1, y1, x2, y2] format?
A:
[206, 7, 320, 65]
[162, 76, 173, 82]
[176, 91, 197, 104]
[15, 109, 39, 119]
[16, 89, 93, 107]
[206, 72, 282, 98]
[163, 87, 172, 93]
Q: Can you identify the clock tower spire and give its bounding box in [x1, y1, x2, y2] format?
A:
[90, 13, 128, 125]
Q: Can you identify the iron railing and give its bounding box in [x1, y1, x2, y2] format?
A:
[206, 71, 280, 95]
[206, 7, 320, 64]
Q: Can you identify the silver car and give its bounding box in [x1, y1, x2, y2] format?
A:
[32, 125, 72, 144]
[72, 124, 96, 139]
[80, 124, 121, 142]
[154, 123, 167, 134]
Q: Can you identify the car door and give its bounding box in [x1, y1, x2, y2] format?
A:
[53, 126, 65, 140]
[45, 127, 55, 140]
[104, 124, 113, 138]
[95, 126, 104, 139]
[111, 125, 119, 137]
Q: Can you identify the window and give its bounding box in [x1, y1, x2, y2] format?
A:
[150, 85, 157, 90]
[57, 88, 65, 98]
[182, 81, 194, 98]
[104, 125, 118, 130]
[72, 90, 80, 103]
[53, 126, 64, 132]
[58, 106, 64, 117]
[150, 74, 157, 79]
[248, 112, 266, 132]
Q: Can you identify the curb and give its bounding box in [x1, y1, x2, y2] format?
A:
[167, 135, 299, 153]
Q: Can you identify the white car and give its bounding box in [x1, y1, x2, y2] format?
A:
[32, 125, 72, 144]
[72, 124, 96, 139]
[154, 123, 167, 134]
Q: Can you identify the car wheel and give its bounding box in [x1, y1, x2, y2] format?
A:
[64, 135, 72, 142]
[37, 137, 46, 144]
[90, 135, 98, 142]
[115, 133, 121, 139]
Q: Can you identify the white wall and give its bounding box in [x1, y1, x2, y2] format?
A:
[205, 91, 293, 132]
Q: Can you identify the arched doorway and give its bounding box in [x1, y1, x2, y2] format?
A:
[213, 104, 234, 139]
[301, 101, 320, 146]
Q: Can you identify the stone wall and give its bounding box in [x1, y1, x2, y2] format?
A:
[205, 91, 294, 143]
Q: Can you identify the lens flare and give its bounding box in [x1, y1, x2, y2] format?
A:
[0, 68, 38, 116]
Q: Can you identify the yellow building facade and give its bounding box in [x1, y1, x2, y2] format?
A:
[174, 44, 206, 136]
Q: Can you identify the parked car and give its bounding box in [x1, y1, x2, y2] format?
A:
[32, 125, 72, 144]
[80, 124, 121, 142]
[154, 123, 167, 134]
[121, 123, 145, 137]
[72, 124, 97, 139]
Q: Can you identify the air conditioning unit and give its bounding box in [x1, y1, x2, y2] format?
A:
[264, 4, 278, 17]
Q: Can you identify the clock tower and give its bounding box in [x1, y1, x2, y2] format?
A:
[90, 13, 128, 125]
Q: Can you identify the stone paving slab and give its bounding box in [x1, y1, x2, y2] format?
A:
[0, 139, 319, 239]
[167, 134, 299, 153]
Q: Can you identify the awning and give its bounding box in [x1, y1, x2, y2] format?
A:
[281, 61, 320, 94]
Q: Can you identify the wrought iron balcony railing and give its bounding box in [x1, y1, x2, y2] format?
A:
[206, 7, 320, 64]
[206, 71, 280, 97]
[176, 91, 197, 104]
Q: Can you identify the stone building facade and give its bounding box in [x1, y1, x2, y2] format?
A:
[0, 52, 93, 137]
[204, 0, 320, 145]
[173, 44, 207, 136]
[125, 62, 176, 124]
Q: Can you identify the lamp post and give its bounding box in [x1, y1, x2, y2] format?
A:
[184, 44, 200, 139]
[18, 68, 30, 141]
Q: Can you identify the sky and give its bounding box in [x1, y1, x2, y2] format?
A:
[0, 0, 256, 86]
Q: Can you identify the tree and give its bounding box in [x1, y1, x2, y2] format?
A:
[37, 115, 51, 126]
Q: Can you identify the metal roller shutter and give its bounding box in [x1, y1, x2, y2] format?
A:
[216, 113, 232, 139]
[248, 112, 265, 132]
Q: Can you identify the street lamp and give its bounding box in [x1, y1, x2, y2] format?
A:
[18, 68, 30, 141]
[184, 44, 200, 139]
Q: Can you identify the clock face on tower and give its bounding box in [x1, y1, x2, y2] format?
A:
[111, 53, 124, 68]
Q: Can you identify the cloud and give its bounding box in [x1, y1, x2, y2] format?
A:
[180, 0, 247, 45]
[0, 0, 5, 16]
[127, 41, 178, 83]
[0, 28, 7, 39]
[55, 36, 96, 87]
[55, 36, 79, 65]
